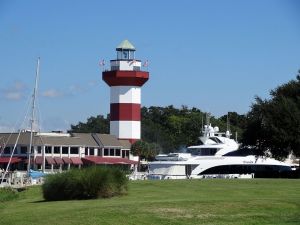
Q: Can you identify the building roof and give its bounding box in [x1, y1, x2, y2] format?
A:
[0, 132, 127, 149]
[118, 139, 131, 149]
[116, 39, 135, 51]
[92, 133, 122, 147]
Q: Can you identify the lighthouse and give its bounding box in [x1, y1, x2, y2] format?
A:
[102, 40, 149, 144]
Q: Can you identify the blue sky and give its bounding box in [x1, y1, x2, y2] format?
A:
[0, 0, 299, 132]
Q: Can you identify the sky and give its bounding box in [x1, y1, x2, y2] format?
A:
[0, 0, 299, 132]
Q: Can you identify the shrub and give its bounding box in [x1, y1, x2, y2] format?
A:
[0, 187, 19, 202]
[42, 167, 128, 201]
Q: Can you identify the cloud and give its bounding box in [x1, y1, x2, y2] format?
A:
[40, 80, 99, 98]
[88, 80, 99, 87]
[41, 89, 63, 98]
[4, 92, 23, 100]
[69, 84, 85, 94]
[0, 81, 27, 101]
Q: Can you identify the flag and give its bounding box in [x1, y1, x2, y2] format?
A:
[129, 59, 137, 65]
[143, 60, 149, 67]
[99, 59, 105, 67]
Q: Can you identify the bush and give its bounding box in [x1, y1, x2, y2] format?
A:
[0, 187, 19, 202]
[42, 167, 128, 201]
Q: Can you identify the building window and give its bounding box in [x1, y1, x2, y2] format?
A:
[85, 147, 88, 156]
[37, 146, 42, 154]
[109, 148, 114, 156]
[104, 148, 109, 156]
[4, 147, 10, 154]
[98, 148, 102, 156]
[45, 146, 52, 154]
[90, 148, 94, 156]
[20, 146, 27, 154]
[62, 147, 68, 154]
[122, 150, 129, 158]
[54, 146, 60, 154]
[115, 149, 121, 156]
[70, 147, 79, 154]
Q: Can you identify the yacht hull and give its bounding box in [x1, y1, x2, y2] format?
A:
[148, 155, 292, 179]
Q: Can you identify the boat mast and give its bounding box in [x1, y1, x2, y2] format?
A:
[27, 57, 40, 175]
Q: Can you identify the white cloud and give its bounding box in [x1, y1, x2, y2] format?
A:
[88, 80, 98, 87]
[41, 89, 63, 98]
[4, 92, 23, 100]
[1, 81, 27, 101]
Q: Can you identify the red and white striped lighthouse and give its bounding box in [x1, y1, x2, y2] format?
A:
[102, 40, 149, 144]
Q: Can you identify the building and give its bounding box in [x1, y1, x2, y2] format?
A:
[0, 131, 136, 173]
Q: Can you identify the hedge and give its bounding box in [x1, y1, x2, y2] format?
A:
[42, 166, 128, 201]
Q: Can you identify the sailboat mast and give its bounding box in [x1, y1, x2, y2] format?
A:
[27, 57, 40, 175]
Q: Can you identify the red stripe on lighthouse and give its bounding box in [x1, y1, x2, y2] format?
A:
[103, 71, 149, 86]
[110, 103, 141, 121]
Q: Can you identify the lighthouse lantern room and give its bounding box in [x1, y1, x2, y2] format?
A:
[102, 40, 149, 144]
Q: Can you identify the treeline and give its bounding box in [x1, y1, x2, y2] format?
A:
[69, 106, 246, 153]
[141, 106, 246, 153]
[70, 73, 300, 160]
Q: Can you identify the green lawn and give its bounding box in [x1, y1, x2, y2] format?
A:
[0, 179, 299, 225]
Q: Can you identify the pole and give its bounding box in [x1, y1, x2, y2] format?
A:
[27, 57, 40, 176]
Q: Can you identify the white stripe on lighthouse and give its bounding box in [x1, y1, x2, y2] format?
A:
[110, 121, 141, 139]
[110, 86, 141, 104]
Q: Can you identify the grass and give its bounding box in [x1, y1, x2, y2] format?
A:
[0, 179, 299, 225]
[0, 187, 19, 202]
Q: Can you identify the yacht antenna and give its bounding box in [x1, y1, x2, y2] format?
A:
[206, 113, 210, 125]
[27, 57, 40, 175]
[226, 113, 230, 132]
[225, 113, 231, 138]
[201, 114, 204, 133]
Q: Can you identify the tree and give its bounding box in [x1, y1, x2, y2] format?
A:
[243, 74, 300, 159]
[130, 140, 159, 161]
[219, 112, 247, 142]
[69, 115, 109, 133]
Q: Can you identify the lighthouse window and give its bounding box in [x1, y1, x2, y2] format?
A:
[133, 66, 140, 71]
[123, 51, 128, 59]
[111, 66, 120, 71]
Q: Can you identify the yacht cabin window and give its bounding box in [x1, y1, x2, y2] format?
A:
[187, 148, 218, 156]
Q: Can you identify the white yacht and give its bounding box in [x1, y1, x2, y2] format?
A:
[148, 124, 292, 179]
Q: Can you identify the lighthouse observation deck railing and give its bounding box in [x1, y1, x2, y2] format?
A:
[109, 60, 142, 71]
[110, 66, 141, 71]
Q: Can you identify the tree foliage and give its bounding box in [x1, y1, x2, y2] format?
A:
[130, 140, 158, 161]
[242, 74, 300, 159]
[141, 106, 243, 153]
[69, 115, 109, 133]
